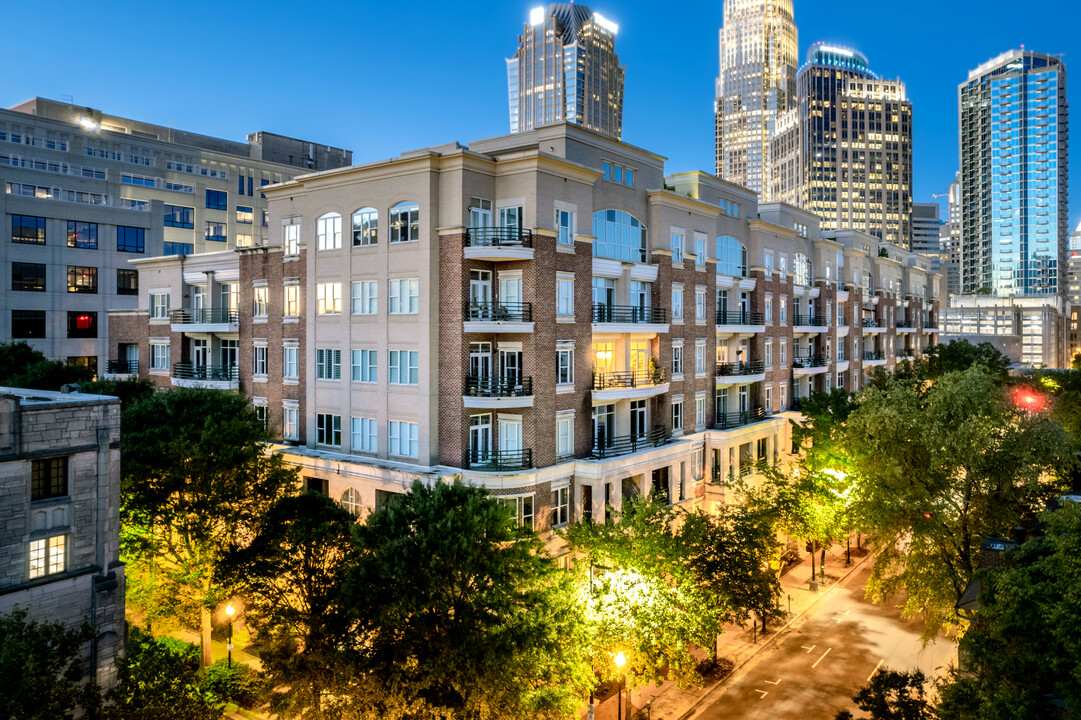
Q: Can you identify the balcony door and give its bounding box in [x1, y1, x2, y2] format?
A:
[469, 343, 491, 380]
[123, 343, 139, 366]
[630, 400, 647, 439]
[498, 206, 521, 231]
[191, 339, 208, 367]
[592, 342, 615, 376]
[738, 384, 749, 413]
[717, 289, 728, 317]
[192, 286, 206, 314]
[592, 277, 616, 307]
[469, 414, 491, 464]
[220, 283, 238, 312]
[220, 339, 238, 371]
[592, 404, 615, 450]
[469, 271, 491, 318]
[498, 275, 521, 309]
[717, 387, 728, 415]
[499, 349, 522, 385]
[630, 341, 649, 377]
[469, 197, 492, 229]
[739, 292, 749, 319]
[498, 417, 522, 454]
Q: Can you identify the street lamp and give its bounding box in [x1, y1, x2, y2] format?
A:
[225, 604, 236, 668]
[613, 651, 627, 720]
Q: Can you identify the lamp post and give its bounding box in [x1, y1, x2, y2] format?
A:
[613, 651, 627, 720]
[225, 603, 235, 668]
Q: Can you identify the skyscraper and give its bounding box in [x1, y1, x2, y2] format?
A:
[507, 4, 625, 140]
[941, 174, 962, 299]
[912, 202, 942, 260]
[714, 0, 798, 195]
[959, 50, 1068, 297]
[771, 43, 914, 246]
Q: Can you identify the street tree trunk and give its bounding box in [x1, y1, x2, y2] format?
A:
[201, 577, 213, 668]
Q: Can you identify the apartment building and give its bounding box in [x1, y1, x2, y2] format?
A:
[2, 97, 350, 375]
[106, 123, 940, 545]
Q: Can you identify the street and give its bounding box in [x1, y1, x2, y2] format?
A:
[690, 561, 954, 720]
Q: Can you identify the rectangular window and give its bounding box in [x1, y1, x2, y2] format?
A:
[12, 214, 46, 244]
[284, 223, 300, 255]
[253, 404, 268, 429]
[164, 204, 194, 228]
[150, 343, 170, 370]
[149, 293, 170, 319]
[388, 350, 419, 385]
[205, 221, 227, 242]
[695, 343, 706, 375]
[498, 495, 535, 529]
[765, 296, 773, 323]
[253, 287, 268, 318]
[557, 348, 574, 385]
[117, 269, 138, 296]
[557, 277, 574, 317]
[671, 400, 684, 431]
[695, 394, 706, 427]
[352, 417, 378, 453]
[163, 242, 192, 256]
[316, 282, 342, 314]
[351, 349, 377, 383]
[765, 384, 773, 410]
[29, 535, 66, 579]
[12, 262, 46, 292]
[780, 339, 788, 366]
[236, 206, 253, 224]
[66, 266, 97, 293]
[66, 311, 97, 338]
[315, 348, 341, 380]
[556, 415, 574, 458]
[66, 221, 97, 249]
[780, 383, 788, 409]
[205, 189, 227, 210]
[695, 289, 706, 322]
[672, 288, 684, 320]
[672, 345, 684, 376]
[765, 340, 773, 367]
[352, 281, 377, 315]
[284, 285, 300, 317]
[11, 310, 45, 338]
[253, 346, 268, 376]
[283, 406, 299, 440]
[317, 214, 342, 250]
[316, 414, 342, 446]
[671, 231, 684, 262]
[551, 486, 570, 526]
[353, 208, 378, 246]
[283, 347, 299, 380]
[694, 232, 707, 267]
[389, 204, 419, 243]
[556, 208, 574, 246]
[779, 297, 787, 324]
[31, 457, 68, 500]
[388, 421, 419, 458]
[388, 278, 419, 314]
[117, 226, 145, 253]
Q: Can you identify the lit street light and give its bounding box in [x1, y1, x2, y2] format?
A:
[225, 603, 236, 668]
[613, 650, 627, 720]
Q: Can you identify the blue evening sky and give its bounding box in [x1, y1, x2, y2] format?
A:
[5, 0, 1078, 226]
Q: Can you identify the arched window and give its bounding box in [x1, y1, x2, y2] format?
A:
[793, 253, 812, 287]
[340, 487, 363, 518]
[592, 209, 646, 263]
[316, 212, 341, 250]
[716, 236, 747, 277]
[862, 269, 874, 293]
[389, 201, 419, 243]
[352, 207, 378, 247]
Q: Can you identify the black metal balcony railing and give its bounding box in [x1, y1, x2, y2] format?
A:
[793, 314, 828, 326]
[592, 368, 667, 391]
[897, 350, 914, 359]
[862, 350, 886, 361]
[464, 375, 533, 397]
[591, 425, 671, 459]
[716, 310, 765, 326]
[464, 227, 534, 248]
[792, 355, 828, 369]
[464, 301, 533, 322]
[169, 308, 239, 324]
[592, 304, 667, 324]
[466, 448, 533, 471]
[715, 406, 769, 430]
[715, 360, 765, 377]
[107, 360, 138, 374]
[172, 363, 239, 381]
[861, 318, 880, 328]
[925, 323, 939, 330]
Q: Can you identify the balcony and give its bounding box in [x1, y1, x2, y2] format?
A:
[463, 227, 534, 262]
[591, 425, 671, 460]
[862, 350, 887, 366]
[714, 406, 771, 430]
[792, 355, 829, 375]
[714, 359, 766, 384]
[466, 448, 533, 471]
[793, 314, 828, 333]
[169, 307, 239, 332]
[463, 301, 534, 333]
[715, 310, 766, 336]
[861, 318, 884, 333]
[896, 322, 916, 333]
[463, 375, 534, 409]
[592, 304, 668, 334]
[592, 369, 669, 401]
[104, 360, 138, 378]
[171, 363, 239, 389]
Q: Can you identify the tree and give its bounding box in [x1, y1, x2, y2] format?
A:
[936, 502, 1081, 719]
[218, 492, 357, 719]
[844, 365, 1073, 640]
[104, 628, 222, 720]
[834, 669, 936, 720]
[121, 388, 297, 666]
[346, 478, 592, 720]
[79, 377, 156, 412]
[0, 340, 92, 390]
[925, 340, 1011, 385]
[0, 609, 99, 720]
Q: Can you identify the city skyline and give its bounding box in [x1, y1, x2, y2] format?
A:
[3, 0, 1077, 226]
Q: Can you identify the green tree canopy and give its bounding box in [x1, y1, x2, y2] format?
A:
[835, 669, 935, 720]
[79, 377, 156, 413]
[0, 341, 92, 390]
[925, 340, 1011, 385]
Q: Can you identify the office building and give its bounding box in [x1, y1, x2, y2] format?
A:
[1, 97, 350, 375]
[940, 174, 962, 300]
[911, 202, 942, 281]
[1067, 222, 1081, 362]
[508, 4, 625, 140]
[714, 0, 798, 195]
[943, 294, 1065, 368]
[0, 387, 123, 688]
[771, 43, 914, 247]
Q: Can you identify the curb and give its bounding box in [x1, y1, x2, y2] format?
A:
[674, 549, 875, 720]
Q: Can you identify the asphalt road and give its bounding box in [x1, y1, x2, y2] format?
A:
[690, 562, 954, 720]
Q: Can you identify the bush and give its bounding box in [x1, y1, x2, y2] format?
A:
[201, 661, 265, 710]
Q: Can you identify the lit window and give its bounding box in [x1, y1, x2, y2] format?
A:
[317, 213, 342, 250]
[351, 417, 378, 453]
[389, 202, 420, 243]
[316, 282, 342, 314]
[352, 207, 378, 246]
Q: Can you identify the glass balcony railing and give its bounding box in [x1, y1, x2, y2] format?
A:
[464, 375, 533, 397]
[592, 304, 667, 324]
[715, 360, 765, 376]
[592, 368, 667, 390]
[169, 308, 239, 324]
[466, 448, 533, 471]
[173, 363, 239, 381]
[591, 425, 670, 459]
[716, 310, 765, 325]
[464, 302, 533, 322]
[464, 227, 533, 247]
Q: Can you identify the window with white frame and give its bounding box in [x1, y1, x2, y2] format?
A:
[389, 202, 419, 243]
[253, 286, 268, 318]
[825, 372, 832, 392]
[150, 343, 170, 370]
[694, 232, 706, 267]
[780, 383, 788, 409]
[764, 250, 774, 277]
[340, 487, 363, 517]
[283, 405, 299, 440]
[498, 495, 535, 529]
[253, 345, 268, 376]
[388, 420, 419, 457]
[150, 293, 170, 319]
[672, 344, 684, 376]
[838, 301, 844, 326]
[351, 349, 377, 383]
[556, 208, 574, 246]
[695, 342, 706, 375]
[351, 417, 378, 453]
[316, 413, 341, 446]
[352, 281, 377, 315]
[316, 213, 342, 250]
[556, 347, 574, 385]
[672, 286, 684, 320]
[315, 348, 341, 380]
[252, 401, 268, 429]
[695, 287, 706, 322]
[28, 535, 66, 579]
[765, 340, 773, 367]
[284, 284, 300, 317]
[388, 350, 419, 385]
[283, 346, 299, 380]
[765, 383, 773, 410]
[556, 276, 574, 317]
[695, 392, 706, 427]
[780, 338, 787, 366]
[670, 230, 684, 263]
[284, 223, 300, 255]
[316, 282, 342, 314]
[671, 399, 684, 431]
[779, 296, 787, 324]
[556, 411, 574, 458]
[837, 372, 845, 389]
[352, 207, 378, 246]
[551, 486, 570, 526]
[388, 278, 419, 314]
[765, 295, 773, 323]
[826, 301, 832, 326]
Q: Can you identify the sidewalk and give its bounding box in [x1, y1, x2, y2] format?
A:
[581, 539, 873, 720]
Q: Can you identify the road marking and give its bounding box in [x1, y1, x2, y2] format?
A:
[866, 660, 884, 683]
[801, 644, 816, 653]
[812, 647, 832, 668]
[755, 690, 768, 699]
[764, 678, 782, 685]
[831, 610, 850, 623]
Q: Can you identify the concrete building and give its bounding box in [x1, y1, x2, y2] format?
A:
[771, 43, 914, 247]
[912, 202, 942, 260]
[0, 386, 123, 688]
[1067, 221, 1081, 362]
[940, 174, 962, 301]
[107, 123, 940, 551]
[714, 0, 798, 195]
[942, 295, 1065, 368]
[508, 4, 625, 140]
[2, 97, 350, 375]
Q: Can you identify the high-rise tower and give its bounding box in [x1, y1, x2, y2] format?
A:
[714, 0, 798, 195]
[959, 50, 1068, 297]
[507, 4, 625, 140]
